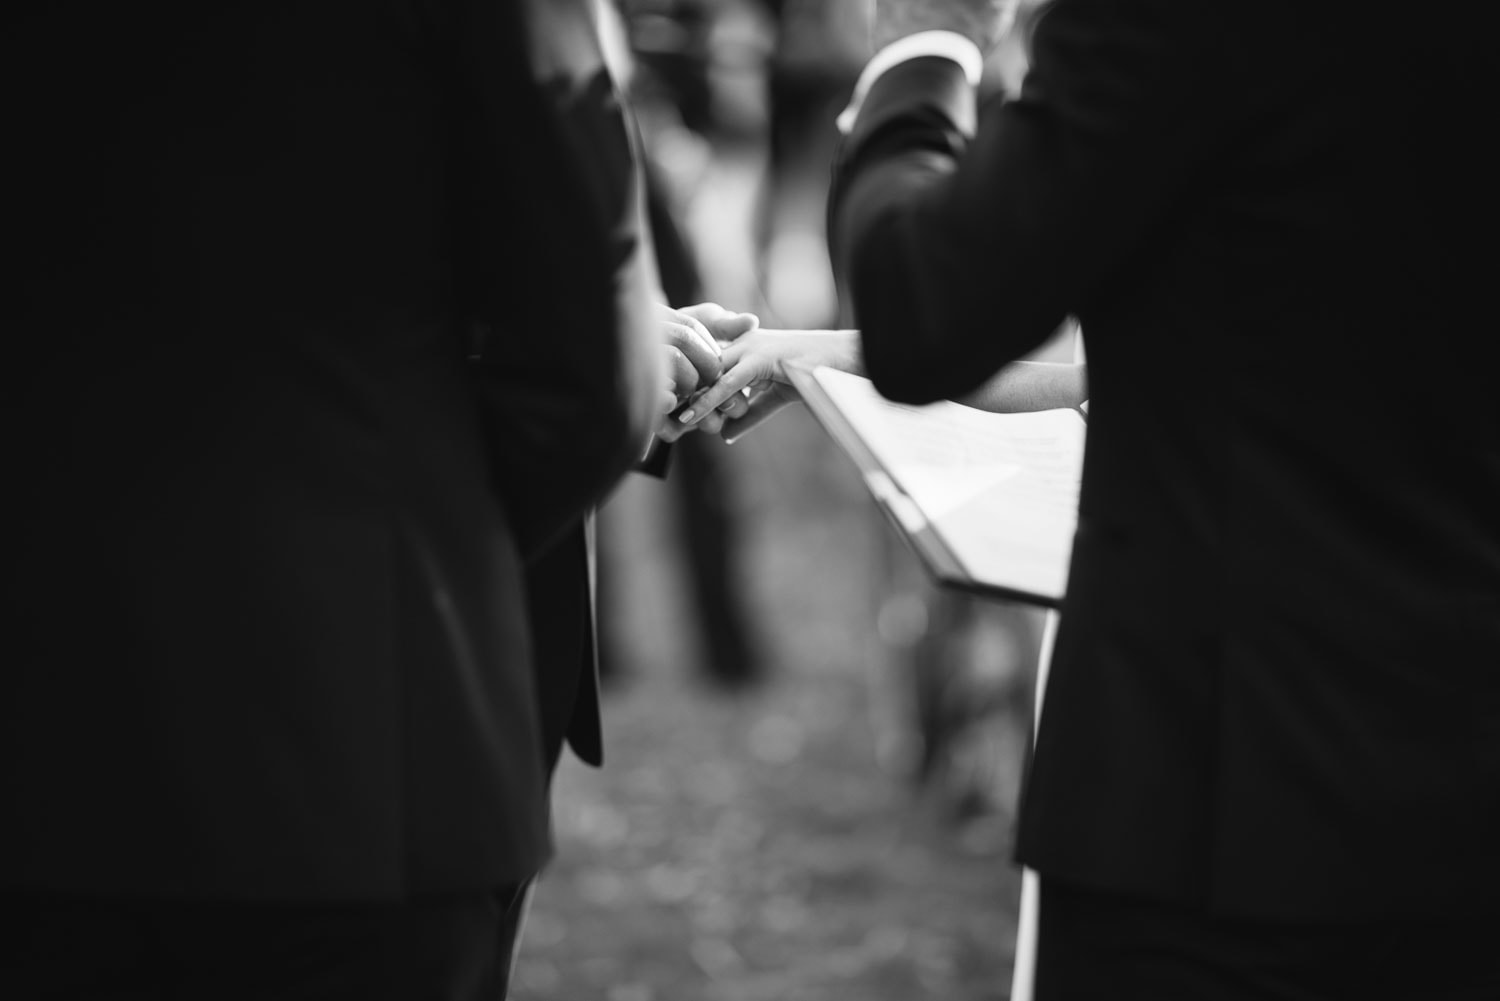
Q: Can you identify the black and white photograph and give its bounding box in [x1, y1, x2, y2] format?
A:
[8, 1, 1496, 998]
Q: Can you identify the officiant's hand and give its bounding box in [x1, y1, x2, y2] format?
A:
[654, 302, 759, 442]
[676, 328, 862, 443]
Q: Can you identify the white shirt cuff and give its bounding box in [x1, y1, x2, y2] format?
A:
[836, 31, 985, 135]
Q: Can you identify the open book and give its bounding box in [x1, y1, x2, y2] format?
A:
[788, 365, 1087, 608]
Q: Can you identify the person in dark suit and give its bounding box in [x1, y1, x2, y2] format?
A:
[815, 0, 1498, 997]
[4, 0, 669, 996]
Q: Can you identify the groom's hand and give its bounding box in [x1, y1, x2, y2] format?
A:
[655, 302, 759, 443]
[657, 302, 723, 416]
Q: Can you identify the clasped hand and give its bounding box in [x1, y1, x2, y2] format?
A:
[652, 301, 757, 442]
[661, 322, 862, 444]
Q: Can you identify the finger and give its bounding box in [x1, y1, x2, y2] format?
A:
[722, 390, 797, 443]
[657, 301, 722, 355]
[675, 301, 734, 326]
[681, 302, 759, 342]
[678, 364, 760, 424]
[678, 310, 724, 355]
[715, 313, 760, 341]
[657, 388, 679, 415]
[655, 417, 686, 443]
[695, 409, 726, 436]
[662, 320, 722, 384]
[715, 387, 752, 420]
[717, 334, 757, 370]
[664, 345, 700, 402]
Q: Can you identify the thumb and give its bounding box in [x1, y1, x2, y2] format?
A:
[679, 302, 760, 342]
[716, 312, 760, 342]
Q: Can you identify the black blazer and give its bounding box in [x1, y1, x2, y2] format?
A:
[831, 1, 1499, 919]
[5, 0, 658, 899]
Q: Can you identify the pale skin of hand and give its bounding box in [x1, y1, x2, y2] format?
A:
[653, 302, 760, 443]
[675, 328, 864, 442]
[677, 327, 1087, 442]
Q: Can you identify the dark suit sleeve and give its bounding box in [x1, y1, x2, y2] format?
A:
[829, 0, 1240, 405]
[446, 0, 661, 559]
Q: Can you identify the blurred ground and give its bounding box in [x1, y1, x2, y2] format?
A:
[512, 405, 1036, 1001]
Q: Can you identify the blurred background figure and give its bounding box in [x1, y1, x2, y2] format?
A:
[597, 0, 774, 690]
[615, 0, 871, 333]
[756, 0, 870, 329]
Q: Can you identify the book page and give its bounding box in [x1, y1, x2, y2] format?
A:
[811, 367, 1086, 601]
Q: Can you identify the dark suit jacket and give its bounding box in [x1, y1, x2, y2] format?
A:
[524, 109, 691, 776]
[5, 0, 658, 900]
[831, 1, 1498, 919]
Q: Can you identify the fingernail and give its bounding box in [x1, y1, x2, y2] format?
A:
[677, 410, 695, 423]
